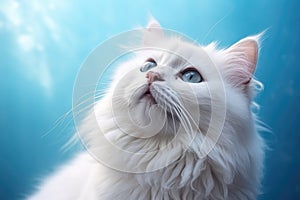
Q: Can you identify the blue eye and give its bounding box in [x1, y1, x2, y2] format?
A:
[181, 68, 203, 83]
[140, 58, 157, 72]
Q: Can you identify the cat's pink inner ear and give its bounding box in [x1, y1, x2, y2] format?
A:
[227, 37, 259, 84]
[146, 19, 164, 37]
[143, 19, 164, 45]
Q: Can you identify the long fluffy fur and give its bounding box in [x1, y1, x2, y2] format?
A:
[28, 23, 265, 200]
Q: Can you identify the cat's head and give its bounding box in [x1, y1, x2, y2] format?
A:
[107, 19, 261, 141]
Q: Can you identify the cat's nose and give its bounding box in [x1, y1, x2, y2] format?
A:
[146, 71, 163, 83]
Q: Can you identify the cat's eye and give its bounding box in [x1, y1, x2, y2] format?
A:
[140, 58, 157, 72]
[180, 68, 203, 83]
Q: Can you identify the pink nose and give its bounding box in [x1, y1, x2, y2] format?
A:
[146, 71, 163, 83]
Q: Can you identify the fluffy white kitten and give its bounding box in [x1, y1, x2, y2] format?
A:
[28, 20, 265, 200]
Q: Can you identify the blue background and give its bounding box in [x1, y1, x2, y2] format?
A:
[0, 0, 299, 199]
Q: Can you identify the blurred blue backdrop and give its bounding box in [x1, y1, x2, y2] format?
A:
[0, 0, 299, 199]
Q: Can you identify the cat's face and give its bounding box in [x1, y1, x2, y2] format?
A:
[109, 42, 223, 139]
[107, 20, 259, 140]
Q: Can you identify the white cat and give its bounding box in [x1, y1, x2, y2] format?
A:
[28, 20, 265, 200]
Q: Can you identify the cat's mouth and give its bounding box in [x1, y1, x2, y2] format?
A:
[142, 86, 157, 104]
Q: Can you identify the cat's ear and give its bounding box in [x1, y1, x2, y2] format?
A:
[226, 34, 262, 85]
[143, 18, 164, 45]
[146, 18, 164, 37]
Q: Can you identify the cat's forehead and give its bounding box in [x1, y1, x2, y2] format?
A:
[142, 39, 211, 69]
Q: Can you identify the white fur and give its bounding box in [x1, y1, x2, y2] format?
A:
[28, 22, 265, 200]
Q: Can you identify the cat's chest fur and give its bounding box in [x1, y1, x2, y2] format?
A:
[90, 138, 259, 200]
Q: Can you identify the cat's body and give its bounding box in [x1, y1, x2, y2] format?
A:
[28, 20, 265, 200]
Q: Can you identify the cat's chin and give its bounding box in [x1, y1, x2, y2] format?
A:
[126, 83, 180, 136]
[142, 93, 156, 105]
